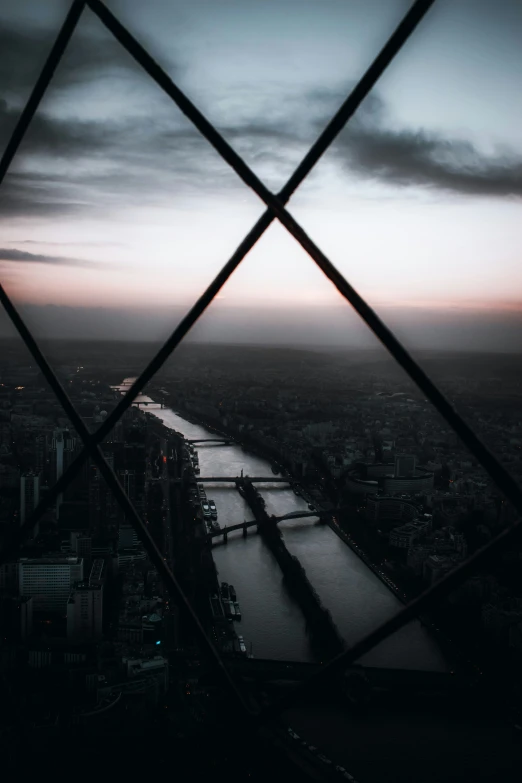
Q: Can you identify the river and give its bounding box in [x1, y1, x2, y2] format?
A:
[118, 380, 448, 670]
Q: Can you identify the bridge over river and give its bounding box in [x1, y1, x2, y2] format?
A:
[227, 659, 476, 692]
[208, 509, 325, 541]
[173, 475, 294, 485]
[188, 438, 236, 445]
[119, 381, 450, 671]
[192, 475, 290, 482]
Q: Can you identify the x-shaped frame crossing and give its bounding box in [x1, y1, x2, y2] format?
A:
[1, 0, 522, 730]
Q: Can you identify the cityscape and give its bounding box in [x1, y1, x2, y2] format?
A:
[1, 0, 522, 779]
[0, 341, 521, 778]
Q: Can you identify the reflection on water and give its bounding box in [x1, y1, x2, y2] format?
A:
[119, 381, 447, 669]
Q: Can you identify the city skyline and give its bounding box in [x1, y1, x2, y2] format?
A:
[0, 0, 521, 349]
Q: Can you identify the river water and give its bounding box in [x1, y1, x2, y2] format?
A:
[119, 380, 447, 670]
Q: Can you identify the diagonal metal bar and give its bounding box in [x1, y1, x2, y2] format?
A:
[2, 0, 520, 728]
[87, 0, 276, 204]
[0, 287, 253, 716]
[2, 0, 519, 744]
[275, 0, 437, 203]
[87, 0, 436, 230]
[88, 0, 522, 525]
[0, 0, 86, 186]
[257, 511, 522, 725]
[84, 0, 522, 721]
[8, 0, 438, 547]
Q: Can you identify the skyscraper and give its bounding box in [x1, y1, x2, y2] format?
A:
[70, 532, 92, 573]
[20, 472, 40, 527]
[34, 434, 47, 477]
[49, 428, 77, 515]
[66, 559, 105, 641]
[89, 451, 117, 535]
[117, 469, 138, 524]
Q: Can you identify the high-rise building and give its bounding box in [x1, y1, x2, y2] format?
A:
[394, 454, 417, 478]
[88, 558, 106, 588]
[66, 558, 105, 641]
[118, 524, 139, 550]
[120, 470, 136, 502]
[89, 451, 117, 535]
[117, 469, 138, 524]
[34, 434, 47, 477]
[70, 532, 92, 573]
[49, 428, 77, 515]
[20, 472, 40, 527]
[18, 555, 83, 612]
[0, 595, 33, 641]
[19, 595, 33, 639]
[0, 561, 19, 592]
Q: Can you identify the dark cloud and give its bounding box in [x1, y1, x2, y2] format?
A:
[0, 247, 101, 268]
[0, 97, 106, 157]
[0, 170, 93, 218]
[335, 124, 522, 198]
[0, 19, 172, 101]
[1, 15, 521, 224]
[1, 301, 522, 352]
[11, 239, 125, 247]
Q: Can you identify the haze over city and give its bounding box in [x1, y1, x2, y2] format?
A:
[0, 0, 521, 350]
[3, 3, 522, 777]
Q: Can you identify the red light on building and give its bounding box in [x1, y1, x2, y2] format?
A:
[163, 456, 167, 463]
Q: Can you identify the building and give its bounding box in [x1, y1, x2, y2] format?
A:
[366, 495, 419, 522]
[49, 428, 77, 514]
[120, 469, 136, 501]
[116, 469, 139, 522]
[394, 454, 417, 478]
[67, 581, 103, 641]
[117, 548, 146, 571]
[407, 545, 433, 576]
[423, 554, 458, 584]
[118, 524, 139, 550]
[381, 467, 434, 495]
[19, 555, 83, 612]
[123, 655, 169, 693]
[19, 595, 33, 639]
[70, 532, 92, 571]
[20, 471, 40, 526]
[345, 472, 380, 496]
[89, 558, 106, 588]
[0, 595, 33, 641]
[34, 434, 47, 476]
[88, 451, 117, 534]
[389, 520, 430, 549]
[346, 462, 433, 497]
[0, 561, 19, 592]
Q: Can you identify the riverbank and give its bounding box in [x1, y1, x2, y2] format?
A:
[327, 518, 474, 671]
[168, 405, 294, 475]
[117, 380, 450, 668]
[241, 478, 345, 661]
[146, 399, 452, 650]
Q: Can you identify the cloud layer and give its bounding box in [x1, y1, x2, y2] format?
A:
[0, 247, 100, 267]
[1, 301, 521, 353]
[0, 18, 522, 226]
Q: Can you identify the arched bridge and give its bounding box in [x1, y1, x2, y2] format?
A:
[173, 475, 293, 485]
[226, 659, 478, 692]
[190, 475, 290, 483]
[209, 510, 324, 541]
[188, 438, 235, 445]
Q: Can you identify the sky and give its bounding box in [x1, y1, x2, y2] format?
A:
[0, 0, 521, 349]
